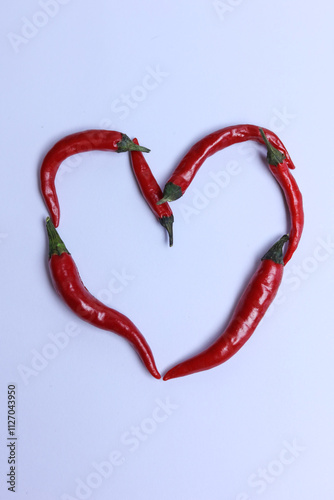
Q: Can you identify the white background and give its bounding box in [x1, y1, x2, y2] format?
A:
[1, 1, 334, 499]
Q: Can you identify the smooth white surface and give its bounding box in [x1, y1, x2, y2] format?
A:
[1, 1, 334, 498]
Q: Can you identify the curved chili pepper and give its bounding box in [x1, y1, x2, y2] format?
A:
[40, 130, 150, 228]
[46, 217, 160, 379]
[130, 138, 174, 246]
[163, 235, 288, 380]
[157, 124, 303, 264]
[259, 129, 303, 265]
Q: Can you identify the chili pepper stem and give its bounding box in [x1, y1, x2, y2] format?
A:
[46, 217, 69, 257]
[159, 215, 174, 247]
[259, 128, 285, 166]
[117, 134, 150, 153]
[261, 234, 289, 265]
[157, 183, 183, 205]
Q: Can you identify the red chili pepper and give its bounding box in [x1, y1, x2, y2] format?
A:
[40, 130, 150, 228]
[259, 129, 303, 265]
[163, 235, 288, 380]
[130, 138, 174, 246]
[46, 217, 160, 379]
[158, 124, 303, 264]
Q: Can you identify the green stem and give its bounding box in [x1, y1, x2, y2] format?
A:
[117, 134, 150, 153]
[46, 217, 70, 258]
[259, 128, 285, 166]
[159, 215, 174, 247]
[261, 234, 289, 265]
[157, 183, 183, 205]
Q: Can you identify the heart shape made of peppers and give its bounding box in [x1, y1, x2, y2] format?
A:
[40, 125, 303, 380]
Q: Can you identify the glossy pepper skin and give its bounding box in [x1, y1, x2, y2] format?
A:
[163, 235, 288, 381]
[130, 138, 174, 246]
[259, 129, 303, 266]
[158, 124, 303, 264]
[40, 130, 150, 228]
[46, 218, 160, 379]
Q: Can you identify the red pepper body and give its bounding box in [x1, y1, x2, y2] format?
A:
[268, 161, 303, 265]
[167, 125, 295, 193]
[46, 216, 160, 379]
[40, 130, 150, 228]
[163, 236, 287, 381]
[130, 138, 174, 246]
[49, 252, 160, 379]
[160, 124, 302, 264]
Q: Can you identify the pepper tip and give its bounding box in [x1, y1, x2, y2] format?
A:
[163, 370, 177, 381]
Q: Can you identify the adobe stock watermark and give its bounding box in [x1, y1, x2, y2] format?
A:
[212, 0, 244, 21]
[17, 321, 81, 386]
[267, 235, 334, 317]
[53, 126, 121, 181]
[0, 232, 8, 242]
[178, 159, 242, 223]
[177, 105, 296, 225]
[109, 65, 169, 120]
[61, 396, 179, 500]
[57, 153, 85, 181]
[96, 269, 135, 306]
[7, 0, 72, 54]
[269, 106, 297, 134]
[178, 138, 261, 224]
[235, 439, 306, 499]
[16, 268, 134, 386]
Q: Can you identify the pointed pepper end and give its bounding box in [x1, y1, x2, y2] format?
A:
[149, 363, 161, 379]
[163, 364, 183, 381]
[163, 371, 174, 381]
[152, 370, 162, 380]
